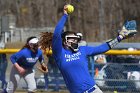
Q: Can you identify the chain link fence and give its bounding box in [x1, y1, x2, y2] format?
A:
[92, 55, 140, 92]
[32, 54, 140, 92]
[0, 52, 140, 92]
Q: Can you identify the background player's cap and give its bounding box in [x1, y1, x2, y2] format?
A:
[28, 38, 39, 44]
[76, 33, 83, 37]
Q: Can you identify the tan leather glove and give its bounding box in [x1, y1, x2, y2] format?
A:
[37, 63, 48, 74]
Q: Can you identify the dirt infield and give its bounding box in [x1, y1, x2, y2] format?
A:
[0, 87, 136, 93]
[15, 90, 69, 93]
[14, 91, 130, 93]
[13, 89, 137, 93]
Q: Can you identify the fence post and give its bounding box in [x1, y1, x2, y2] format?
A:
[90, 56, 94, 78]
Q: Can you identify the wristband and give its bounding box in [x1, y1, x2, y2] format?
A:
[106, 37, 121, 49]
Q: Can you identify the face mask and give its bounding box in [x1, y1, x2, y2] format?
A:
[69, 42, 79, 52]
[28, 38, 39, 53]
[29, 43, 39, 53]
[64, 34, 79, 52]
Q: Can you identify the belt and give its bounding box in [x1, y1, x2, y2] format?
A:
[84, 86, 96, 93]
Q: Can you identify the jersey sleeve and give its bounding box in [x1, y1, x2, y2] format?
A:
[52, 14, 68, 59]
[85, 43, 110, 56]
[10, 49, 24, 64]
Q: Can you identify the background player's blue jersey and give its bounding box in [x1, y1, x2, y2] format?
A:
[10, 48, 44, 69]
[52, 14, 110, 93]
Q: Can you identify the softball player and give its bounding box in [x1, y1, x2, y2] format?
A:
[2, 36, 47, 93]
[51, 5, 137, 93]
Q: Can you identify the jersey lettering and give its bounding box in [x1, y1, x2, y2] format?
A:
[65, 52, 81, 62]
[26, 57, 38, 63]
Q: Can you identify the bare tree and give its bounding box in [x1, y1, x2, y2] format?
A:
[0, 0, 140, 42]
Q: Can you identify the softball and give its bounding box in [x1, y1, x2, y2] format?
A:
[66, 4, 74, 14]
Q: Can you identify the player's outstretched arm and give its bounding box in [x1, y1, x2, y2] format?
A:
[107, 20, 137, 49]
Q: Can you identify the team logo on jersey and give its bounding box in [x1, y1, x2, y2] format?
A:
[26, 57, 38, 63]
[65, 52, 81, 62]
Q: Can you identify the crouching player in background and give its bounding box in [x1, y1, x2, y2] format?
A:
[2, 36, 48, 93]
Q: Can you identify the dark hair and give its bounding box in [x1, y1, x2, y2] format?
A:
[22, 36, 37, 49]
[39, 32, 53, 52]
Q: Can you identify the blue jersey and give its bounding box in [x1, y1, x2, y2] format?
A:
[52, 14, 110, 93]
[10, 48, 44, 69]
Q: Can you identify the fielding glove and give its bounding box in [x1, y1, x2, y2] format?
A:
[119, 20, 137, 39]
[37, 63, 48, 74]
